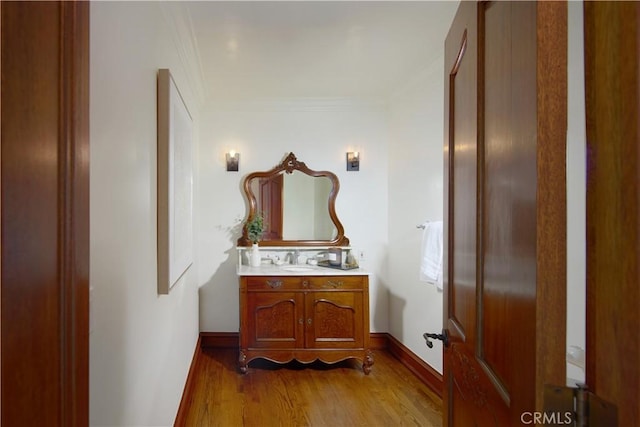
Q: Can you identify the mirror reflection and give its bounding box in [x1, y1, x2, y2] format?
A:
[238, 152, 349, 247]
[249, 172, 336, 241]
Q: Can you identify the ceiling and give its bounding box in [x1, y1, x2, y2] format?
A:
[185, 1, 460, 102]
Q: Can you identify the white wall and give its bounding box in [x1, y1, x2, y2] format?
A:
[387, 58, 446, 373]
[90, 3, 200, 426]
[196, 99, 390, 333]
[566, 0, 587, 383]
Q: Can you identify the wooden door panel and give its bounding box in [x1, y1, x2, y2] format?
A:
[444, 4, 506, 423]
[450, 383, 475, 426]
[444, 2, 486, 425]
[259, 175, 283, 240]
[450, 343, 509, 426]
[1, 4, 63, 419]
[481, 0, 537, 405]
[1, 2, 89, 425]
[584, 2, 640, 424]
[444, 1, 566, 425]
[306, 291, 363, 349]
[448, 5, 477, 349]
[247, 292, 304, 348]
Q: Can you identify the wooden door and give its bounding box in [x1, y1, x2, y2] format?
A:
[247, 290, 304, 348]
[1, 2, 89, 425]
[584, 2, 640, 425]
[305, 291, 363, 349]
[443, 2, 567, 425]
[259, 174, 283, 240]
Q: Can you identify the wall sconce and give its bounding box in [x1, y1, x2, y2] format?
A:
[226, 151, 240, 172]
[346, 151, 360, 171]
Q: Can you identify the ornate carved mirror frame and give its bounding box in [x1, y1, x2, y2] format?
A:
[237, 152, 349, 247]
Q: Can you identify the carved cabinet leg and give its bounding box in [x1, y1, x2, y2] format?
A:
[239, 350, 248, 374]
[363, 350, 374, 375]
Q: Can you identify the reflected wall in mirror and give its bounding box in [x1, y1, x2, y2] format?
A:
[238, 152, 349, 247]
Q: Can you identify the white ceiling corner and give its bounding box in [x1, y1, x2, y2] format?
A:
[181, 1, 460, 105]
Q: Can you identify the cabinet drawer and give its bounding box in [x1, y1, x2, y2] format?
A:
[306, 276, 364, 290]
[246, 276, 302, 290]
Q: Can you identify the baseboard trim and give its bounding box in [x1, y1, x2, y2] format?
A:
[201, 331, 239, 349]
[197, 331, 443, 399]
[174, 335, 202, 427]
[386, 334, 443, 399]
[369, 332, 389, 350]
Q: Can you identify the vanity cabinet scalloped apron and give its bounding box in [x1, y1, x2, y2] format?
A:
[238, 274, 373, 374]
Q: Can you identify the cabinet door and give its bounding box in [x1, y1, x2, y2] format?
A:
[246, 292, 304, 348]
[305, 291, 364, 349]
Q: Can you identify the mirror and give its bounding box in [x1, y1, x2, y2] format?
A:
[238, 152, 349, 247]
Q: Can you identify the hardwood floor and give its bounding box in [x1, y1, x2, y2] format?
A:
[180, 349, 443, 426]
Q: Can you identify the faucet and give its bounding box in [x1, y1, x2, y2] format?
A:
[287, 249, 300, 265]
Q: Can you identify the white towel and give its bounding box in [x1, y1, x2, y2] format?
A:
[420, 220, 443, 290]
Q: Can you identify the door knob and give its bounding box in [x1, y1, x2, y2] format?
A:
[423, 329, 450, 348]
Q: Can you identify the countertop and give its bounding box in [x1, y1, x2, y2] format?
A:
[236, 264, 368, 277]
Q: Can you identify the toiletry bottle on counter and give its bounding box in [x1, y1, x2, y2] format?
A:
[328, 248, 342, 266]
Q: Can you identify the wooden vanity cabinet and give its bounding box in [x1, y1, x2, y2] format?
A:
[239, 275, 373, 374]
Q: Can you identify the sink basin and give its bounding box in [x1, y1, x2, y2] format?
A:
[281, 266, 315, 272]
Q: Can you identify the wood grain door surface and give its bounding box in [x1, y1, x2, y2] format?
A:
[1, 2, 90, 426]
[305, 291, 363, 349]
[584, 2, 640, 425]
[248, 291, 305, 348]
[443, 2, 567, 425]
[259, 174, 284, 240]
